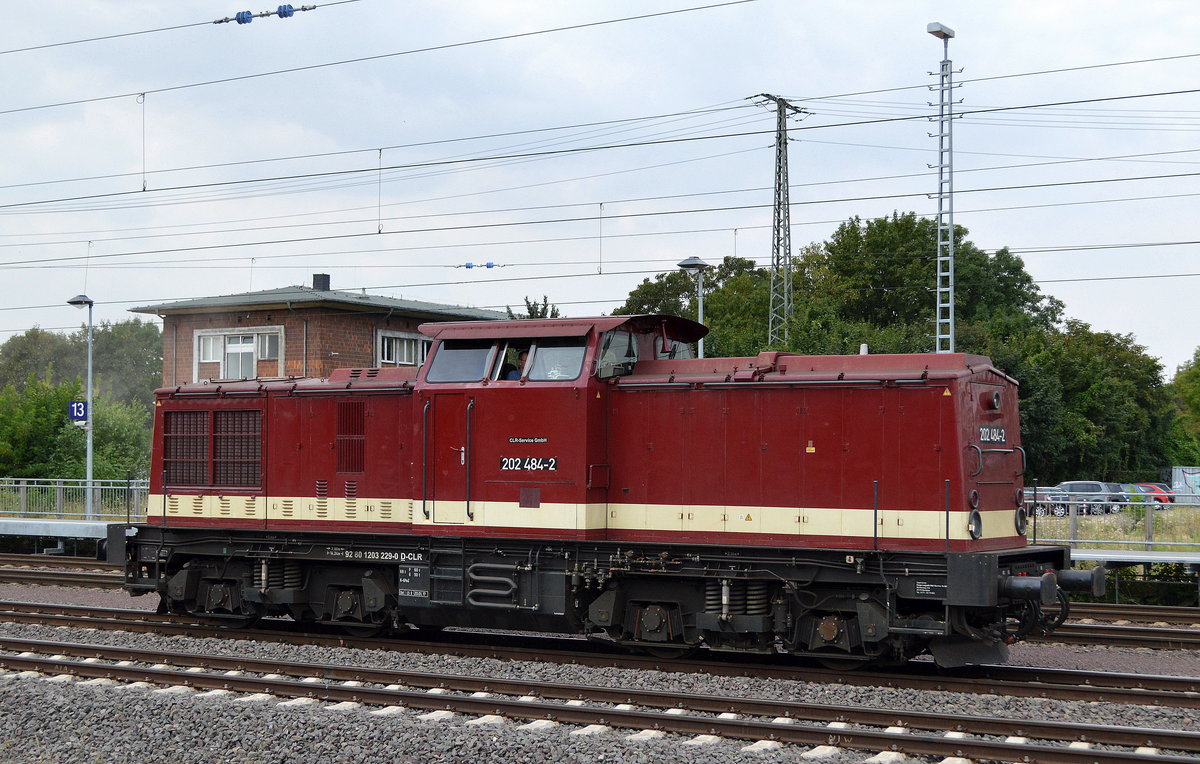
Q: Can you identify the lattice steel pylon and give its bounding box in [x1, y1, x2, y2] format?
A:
[928, 23, 958, 353]
[756, 94, 806, 346]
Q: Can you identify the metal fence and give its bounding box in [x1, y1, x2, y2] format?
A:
[0, 478, 148, 523]
[1026, 493, 1200, 552]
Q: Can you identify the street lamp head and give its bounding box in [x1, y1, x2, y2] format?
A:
[677, 256, 711, 272]
[927, 22, 955, 40]
[67, 294, 93, 309]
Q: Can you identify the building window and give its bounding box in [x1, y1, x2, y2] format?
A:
[377, 330, 429, 367]
[224, 336, 255, 379]
[198, 335, 221, 363]
[257, 333, 279, 360]
[194, 326, 284, 381]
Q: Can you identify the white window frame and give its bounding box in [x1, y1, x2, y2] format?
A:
[257, 333, 280, 360]
[194, 325, 285, 381]
[376, 329, 429, 367]
[198, 335, 221, 363]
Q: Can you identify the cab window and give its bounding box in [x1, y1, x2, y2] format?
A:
[425, 339, 496, 382]
[527, 338, 587, 381]
[597, 330, 638, 379]
[656, 337, 694, 360]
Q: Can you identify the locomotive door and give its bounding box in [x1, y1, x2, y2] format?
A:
[426, 393, 470, 524]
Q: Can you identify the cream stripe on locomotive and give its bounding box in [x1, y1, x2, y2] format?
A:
[148, 494, 1016, 541]
[149, 494, 414, 523]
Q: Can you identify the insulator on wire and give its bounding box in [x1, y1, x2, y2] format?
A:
[277, 4, 295, 17]
[235, 10, 253, 24]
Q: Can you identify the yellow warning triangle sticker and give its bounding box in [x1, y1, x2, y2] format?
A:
[943, 389, 952, 396]
[745, 514, 753, 521]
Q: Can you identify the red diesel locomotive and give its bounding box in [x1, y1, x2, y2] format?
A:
[116, 314, 1099, 667]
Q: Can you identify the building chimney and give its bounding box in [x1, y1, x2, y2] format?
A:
[313, 273, 330, 291]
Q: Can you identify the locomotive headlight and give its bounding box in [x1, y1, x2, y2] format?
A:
[981, 391, 1002, 411]
[1014, 506, 1028, 536]
[967, 509, 984, 539]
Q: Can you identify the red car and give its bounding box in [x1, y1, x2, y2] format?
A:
[1135, 484, 1174, 503]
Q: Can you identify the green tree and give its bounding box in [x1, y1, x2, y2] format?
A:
[1166, 347, 1200, 466]
[614, 256, 770, 357]
[87, 318, 162, 410]
[0, 327, 75, 388]
[808, 211, 1061, 330]
[0, 376, 82, 477]
[48, 395, 151, 480]
[506, 296, 561, 319]
[0, 319, 161, 411]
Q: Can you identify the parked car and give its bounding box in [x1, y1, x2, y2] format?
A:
[1022, 486, 1069, 517]
[1134, 483, 1173, 504]
[1052, 481, 1131, 515]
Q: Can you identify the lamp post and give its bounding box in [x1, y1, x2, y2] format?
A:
[677, 256, 711, 358]
[67, 294, 94, 520]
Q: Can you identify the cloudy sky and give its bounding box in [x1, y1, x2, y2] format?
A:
[3, 1, 1199, 376]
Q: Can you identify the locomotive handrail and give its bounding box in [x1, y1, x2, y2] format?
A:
[421, 400, 431, 519]
[616, 378, 931, 389]
[466, 398, 475, 521]
[969, 444, 1025, 478]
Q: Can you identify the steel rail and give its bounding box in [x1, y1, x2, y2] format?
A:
[0, 569, 124, 588]
[2, 600, 1199, 709]
[0, 652, 1193, 763]
[0, 554, 119, 571]
[1069, 602, 1200, 626]
[1040, 622, 1200, 649]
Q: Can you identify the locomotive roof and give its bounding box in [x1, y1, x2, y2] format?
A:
[418, 314, 708, 341]
[614, 351, 1016, 386]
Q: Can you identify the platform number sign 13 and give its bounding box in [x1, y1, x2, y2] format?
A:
[68, 401, 88, 421]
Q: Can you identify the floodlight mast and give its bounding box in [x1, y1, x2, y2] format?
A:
[928, 22, 957, 353]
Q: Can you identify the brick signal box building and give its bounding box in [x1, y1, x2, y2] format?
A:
[132, 274, 503, 385]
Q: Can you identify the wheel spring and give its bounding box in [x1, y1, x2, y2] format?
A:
[253, 561, 303, 590]
[745, 581, 770, 615]
[283, 561, 302, 589]
[729, 581, 747, 614]
[704, 580, 722, 612]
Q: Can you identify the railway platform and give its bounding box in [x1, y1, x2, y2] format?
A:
[0, 517, 109, 540]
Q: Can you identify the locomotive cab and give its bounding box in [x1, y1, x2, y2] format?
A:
[411, 315, 706, 537]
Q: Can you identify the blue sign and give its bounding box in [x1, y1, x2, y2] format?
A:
[68, 401, 88, 421]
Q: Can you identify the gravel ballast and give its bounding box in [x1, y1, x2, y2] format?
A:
[2, 586, 1197, 761]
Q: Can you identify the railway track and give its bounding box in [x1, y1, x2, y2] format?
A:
[2, 635, 1195, 762]
[1069, 601, 1200, 626]
[1, 600, 1199, 708]
[0, 553, 117, 570]
[0, 569, 123, 589]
